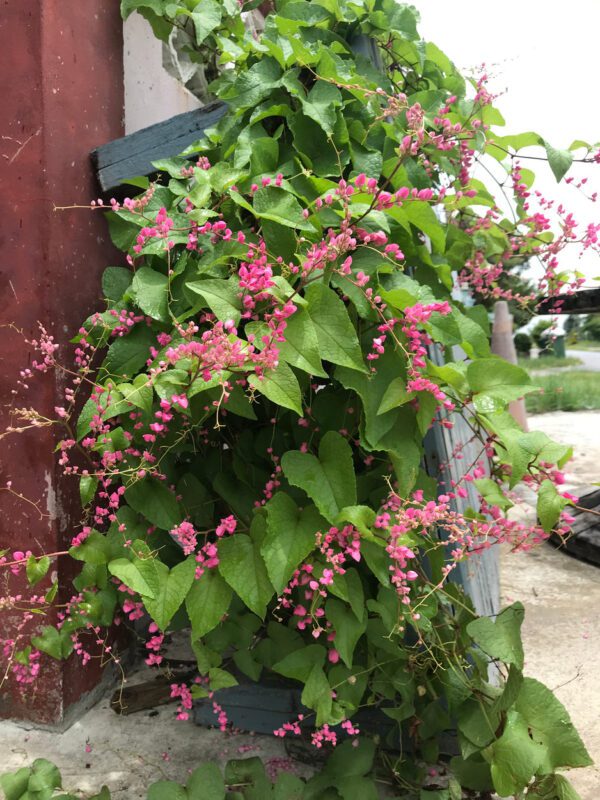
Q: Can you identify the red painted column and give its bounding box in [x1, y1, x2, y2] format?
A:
[0, 1, 124, 724]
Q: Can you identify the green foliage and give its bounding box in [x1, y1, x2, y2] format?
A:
[16, 0, 594, 797]
[582, 313, 600, 341]
[532, 319, 554, 348]
[0, 759, 62, 800]
[514, 331, 532, 355]
[519, 355, 582, 371]
[525, 371, 600, 414]
[281, 431, 356, 524]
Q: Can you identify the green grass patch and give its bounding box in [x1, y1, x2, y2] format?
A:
[518, 355, 582, 371]
[568, 341, 600, 351]
[526, 371, 600, 414]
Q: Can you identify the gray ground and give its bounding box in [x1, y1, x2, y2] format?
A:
[567, 348, 600, 371]
[1, 411, 599, 798]
[499, 410, 600, 799]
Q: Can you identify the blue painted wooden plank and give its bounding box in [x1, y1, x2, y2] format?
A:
[91, 101, 228, 193]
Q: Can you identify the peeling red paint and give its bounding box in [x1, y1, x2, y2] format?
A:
[0, 1, 124, 723]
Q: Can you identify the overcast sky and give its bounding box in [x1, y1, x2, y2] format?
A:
[415, 0, 600, 286]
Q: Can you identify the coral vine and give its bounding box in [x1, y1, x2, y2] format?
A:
[0, 0, 597, 796]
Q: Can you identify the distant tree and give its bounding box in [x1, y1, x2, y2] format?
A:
[582, 314, 600, 341]
[531, 319, 553, 349]
[514, 332, 532, 356]
[564, 314, 582, 336]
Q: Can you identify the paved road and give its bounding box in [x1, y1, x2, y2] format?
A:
[567, 349, 600, 371]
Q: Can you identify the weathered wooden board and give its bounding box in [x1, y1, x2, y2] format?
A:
[537, 288, 600, 316]
[549, 488, 600, 566]
[111, 668, 196, 715]
[424, 346, 500, 618]
[193, 675, 460, 755]
[91, 101, 228, 193]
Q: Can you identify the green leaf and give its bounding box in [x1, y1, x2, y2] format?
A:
[108, 556, 160, 599]
[223, 758, 271, 796]
[147, 780, 188, 800]
[273, 643, 326, 682]
[301, 663, 333, 725]
[145, 556, 197, 630]
[458, 700, 498, 748]
[427, 312, 462, 347]
[281, 431, 357, 523]
[336, 346, 410, 450]
[403, 201, 445, 251]
[515, 677, 592, 771]
[220, 58, 282, 110]
[262, 493, 326, 593]
[530, 774, 583, 800]
[468, 356, 533, 411]
[473, 478, 513, 511]
[277, 308, 327, 377]
[343, 568, 365, 621]
[301, 81, 342, 136]
[325, 738, 375, 778]
[335, 505, 376, 537]
[186, 569, 232, 638]
[305, 283, 366, 373]
[325, 597, 366, 667]
[102, 266, 132, 301]
[273, 772, 305, 800]
[473, 385, 536, 414]
[544, 141, 574, 182]
[537, 478, 567, 532]
[248, 136, 279, 177]
[253, 186, 313, 231]
[218, 533, 274, 617]
[453, 309, 490, 358]
[208, 666, 238, 691]
[131, 266, 169, 322]
[449, 756, 493, 792]
[186, 762, 226, 800]
[188, 0, 222, 45]
[103, 325, 154, 378]
[75, 793, 108, 800]
[289, 111, 348, 176]
[487, 131, 542, 158]
[377, 376, 410, 414]
[31, 626, 73, 660]
[79, 474, 99, 507]
[467, 357, 530, 393]
[248, 360, 303, 415]
[125, 479, 180, 530]
[69, 531, 115, 565]
[466, 602, 524, 669]
[26, 555, 50, 586]
[186, 277, 242, 324]
[337, 777, 379, 800]
[0, 767, 31, 800]
[389, 437, 421, 498]
[121, 0, 165, 17]
[487, 710, 544, 796]
[362, 540, 391, 586]
[116, 374, 154, 416]
[27, 759, 62, 794]
[76, 387, 120, 440]
[492, 426, 573, 487]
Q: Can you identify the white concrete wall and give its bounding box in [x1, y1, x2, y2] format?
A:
[123, 14, 202, 134]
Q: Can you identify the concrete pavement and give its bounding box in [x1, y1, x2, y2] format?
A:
[567, 348, 600, 371]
